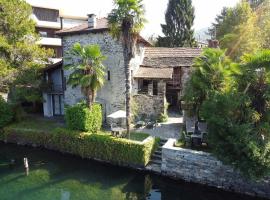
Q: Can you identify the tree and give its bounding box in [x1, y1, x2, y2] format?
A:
[208, 7, 228, 39]
[66, 43, 106, 108]
[184, 48, 236, 117]
[209, 2, 261, 61]
[0, 0, 51, 106]
[108, 0, 146, 135]
[156, 0, 196, 47]
[201, 50, 270, 179]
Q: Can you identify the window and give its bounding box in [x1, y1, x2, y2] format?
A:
[107, 71, 110, 81]
[39, 31, 48, 37]
[153, 81, 158, 95]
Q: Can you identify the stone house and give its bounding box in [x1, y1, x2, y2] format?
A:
[42, 14, 202, 123]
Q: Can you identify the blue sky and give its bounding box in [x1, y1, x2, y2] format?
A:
[27, 0, 239, 37]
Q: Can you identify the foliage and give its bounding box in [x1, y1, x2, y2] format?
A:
[0, 97, 13, 128]
[65, 102, 102, 132]
[184, 48, 237, 117]
[157, 113, 168, 123]
[257, 0, 270, 49]
[201, 92, 270, 179]
[0, 0, 51, 94]
[185, 48, 270, 178]
[208, 7, 228, 39]
[66, 43, 106, 108]
[1, 126, 156, 166]
[209, 2, 261, 60]
[108, 0, 146, 135]
[156, 0, 196, 47]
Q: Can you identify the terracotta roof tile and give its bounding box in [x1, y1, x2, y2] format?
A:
[134, 67, 173, 79]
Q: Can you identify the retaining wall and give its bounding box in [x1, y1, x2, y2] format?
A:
[161, 139, 270, 199]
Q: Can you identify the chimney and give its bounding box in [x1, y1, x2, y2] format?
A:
[87, 14, 97, 28]
[208, 39, 219, 48]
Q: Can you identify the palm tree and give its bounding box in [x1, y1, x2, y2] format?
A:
[108, 0, 146, 135]
[66, 43, 106, 108]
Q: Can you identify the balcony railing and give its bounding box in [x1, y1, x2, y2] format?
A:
[41, 82, 64, 94]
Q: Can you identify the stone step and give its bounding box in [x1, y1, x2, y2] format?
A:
[150, 159, 162, 165]
[152, 154, 162, 160]
[154, 151, 162, 156]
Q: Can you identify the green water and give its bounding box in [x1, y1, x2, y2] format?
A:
[0, 143, 264, 200]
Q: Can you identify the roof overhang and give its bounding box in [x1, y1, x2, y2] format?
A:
[43, 59, 63, 71]
[134, 67, 173, 80]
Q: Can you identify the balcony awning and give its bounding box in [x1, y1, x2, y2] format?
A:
[134, 67, 173, 80]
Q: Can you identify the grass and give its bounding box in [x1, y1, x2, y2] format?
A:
[6, 117, 150, 142]
[129, 132, 150, 142]
[7, 116, 63, 133]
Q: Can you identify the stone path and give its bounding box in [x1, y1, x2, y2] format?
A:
[135, 111, 183, 140]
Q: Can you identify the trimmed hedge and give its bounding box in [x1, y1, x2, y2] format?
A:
[0, 97, 13, 128]
[65, 102, 102, 132]
[1, 127, 156, 166]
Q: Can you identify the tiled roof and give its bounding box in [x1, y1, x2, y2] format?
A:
[142, 47, 202, 67]
[134, 67, 173, 79]
[56, 18, 108, 35]
[56, 18, 151, 46]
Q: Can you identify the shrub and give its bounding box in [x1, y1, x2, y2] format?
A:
[157, 113, 168, 123]
[202, 92, 270, 179]
[1, 127, 156, 166]
[0, 97, 13, 128]
[65, 102, 102, 132]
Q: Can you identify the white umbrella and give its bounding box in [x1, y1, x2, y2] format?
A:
[107, 110, 126, 119]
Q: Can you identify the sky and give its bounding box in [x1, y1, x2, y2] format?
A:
[26, 0, 239, 38]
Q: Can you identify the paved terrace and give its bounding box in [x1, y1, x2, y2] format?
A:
[135, 111, 183, 140]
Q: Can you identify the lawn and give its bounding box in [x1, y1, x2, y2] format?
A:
[6, 116, 150, 142]
[7, 115, 64, 133]
[129, 132, 150, 142]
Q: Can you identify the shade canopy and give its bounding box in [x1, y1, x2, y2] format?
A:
[107, 110, 126, 119]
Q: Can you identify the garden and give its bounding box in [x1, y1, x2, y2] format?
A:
[181, 48, 270, 179]
[0, 97, 157, 167]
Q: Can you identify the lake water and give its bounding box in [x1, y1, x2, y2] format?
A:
[0, 142, 264, 200]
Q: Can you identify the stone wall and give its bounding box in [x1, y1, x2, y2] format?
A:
[161, 139, 270, 199]
[62, 31, 145, 123]
[62, 32, 126, 122]
[133, 81, 166, 119]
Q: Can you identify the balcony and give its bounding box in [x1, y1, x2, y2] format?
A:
[41, 82, 64, 94]
[37, 37, 62, 47]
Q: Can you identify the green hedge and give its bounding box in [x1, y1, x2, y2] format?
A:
[0, 97, 13, 128]
[65, 102, 102, 132]
[1, 127, 156, 166]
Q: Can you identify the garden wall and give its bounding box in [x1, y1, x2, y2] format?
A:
[161, 139, 270, 199]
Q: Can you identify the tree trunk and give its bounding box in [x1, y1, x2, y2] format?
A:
[122, 20, 134, 138]
[84, 88, 92, 108]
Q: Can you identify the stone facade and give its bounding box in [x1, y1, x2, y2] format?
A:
[161, 139, 270, 199]
[133, 80, 166, 119]
[62, 32, 128, 121]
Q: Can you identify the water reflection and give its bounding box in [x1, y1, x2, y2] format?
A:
[0, 143, 264, 200]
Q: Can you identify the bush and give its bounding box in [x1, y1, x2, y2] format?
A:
[0, 97, 13, 128]
[202, 92, 270, 179]
[1, 127, 156, 166]
[65, 102, 102, 132]
[157, 113, 168, 123]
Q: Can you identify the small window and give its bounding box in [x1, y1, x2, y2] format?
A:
[153, 81, 158, 95]
[39, 31, 48, 37]
[107, 71, 110, 81]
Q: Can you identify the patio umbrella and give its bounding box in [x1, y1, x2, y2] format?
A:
[107, 110, 126, 119]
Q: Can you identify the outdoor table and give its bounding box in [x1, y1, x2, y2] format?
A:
[111, 127, 126, 137]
